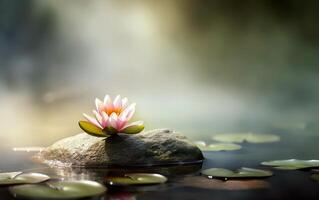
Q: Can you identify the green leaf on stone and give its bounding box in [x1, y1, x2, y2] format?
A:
[194, 141, 241, 151]
[212, 133, 280, 143]
[105, 173, 167, 186]
[261, 159, 319, 170]
[79, 121, 109, 137]
[201, 168, 273, 180]
[0, 172, 50, 185]
[120, 124, 145, 134]
[103, 126, 118, 135]
[10, 180, 107, 199]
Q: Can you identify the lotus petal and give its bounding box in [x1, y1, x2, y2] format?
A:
[100, 111, 109, 127]
[95, 98, 104, 113]
[120, 103, 136, 122]
[83, 113, 103, 129]
[109, 113, 117, 127]
[121, 97, 128, 109]
[113, 95, 122, 109]
[104, 95, 113, 113]
[93, 110, 103, 125]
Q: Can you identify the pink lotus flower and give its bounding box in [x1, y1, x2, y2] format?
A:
[79, 95, 144, 137]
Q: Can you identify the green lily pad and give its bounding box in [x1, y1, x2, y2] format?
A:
[182, 176, 270, 190]
[78, 121, 109, 137]
[0, 172, 50, 185]
[311, 174, 319, 182]
[212, 133, 280, 143]
[201, 168, 273, 180]
[10, 180, 107, 199]
[194, 141, 241, 151]
[105, 173, 167, 186]
[261, 159, 319, 170]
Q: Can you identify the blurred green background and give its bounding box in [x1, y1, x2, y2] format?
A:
[1, 0, 319, 147]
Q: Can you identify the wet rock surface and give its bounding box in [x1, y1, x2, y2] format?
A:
[35, 129, 204, 167]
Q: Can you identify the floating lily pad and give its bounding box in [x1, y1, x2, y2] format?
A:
[10, 180, 107, 199]
[207, 143, 242, 151]
[311, 174, 319, 182]
[105, 173, 167, 186]
[194, 141, 241, 151]
[0, 172, 50, 185]
[182, 176, 269, 190]
[261, 159, 319, 170]
[201, 168, 273, 179]
[193, 141, 207, 148]
[212, 133, 280, 143]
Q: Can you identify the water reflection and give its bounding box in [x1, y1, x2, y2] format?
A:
[46, 163, 203, 182]
[103, 192, 136, 200]
[181, 176, 269, 190]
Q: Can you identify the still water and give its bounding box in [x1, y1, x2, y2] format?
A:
[0, 130, 319, 200]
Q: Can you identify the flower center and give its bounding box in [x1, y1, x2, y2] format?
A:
[105, 107, 122, 116]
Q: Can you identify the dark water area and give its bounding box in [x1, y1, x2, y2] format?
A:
[1, 132, 319, 200]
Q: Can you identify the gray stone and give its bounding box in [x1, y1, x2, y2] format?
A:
[35, 129, 204, 167]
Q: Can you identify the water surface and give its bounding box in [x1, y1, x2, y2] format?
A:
[1, 131, 319, 200]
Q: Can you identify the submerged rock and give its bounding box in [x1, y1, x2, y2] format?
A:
[35, 129, 204, 167]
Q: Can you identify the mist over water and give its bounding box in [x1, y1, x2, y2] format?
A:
[0, 0, 319, 147]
